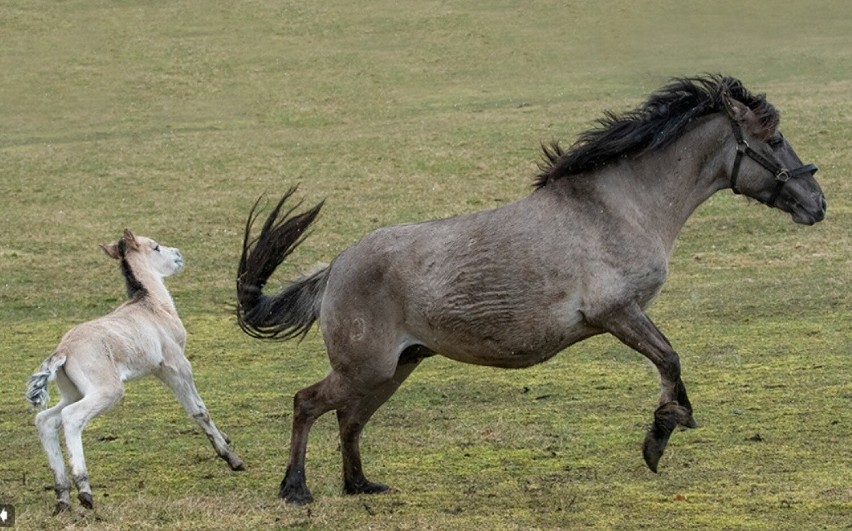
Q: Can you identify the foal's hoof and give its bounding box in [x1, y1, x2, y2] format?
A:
[53, 501, 71, 515]
[279, 480, 314, 505]
[344, 479, 390, 496]
[228, 455, 246, 471]
[78, 492, 94, 510]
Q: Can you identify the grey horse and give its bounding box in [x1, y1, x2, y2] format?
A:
[236, 75, 825, 505]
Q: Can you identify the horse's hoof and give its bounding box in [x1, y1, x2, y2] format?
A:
[279, 480, 313, 505]
[53, 501, 71, 515]
[344, 479, 390, 496]
[642, 432, 666, 473]
[643, 401, 689, 472]
[78, 492, 94, 510]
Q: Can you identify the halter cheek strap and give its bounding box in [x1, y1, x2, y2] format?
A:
[723, 99, 818, 207]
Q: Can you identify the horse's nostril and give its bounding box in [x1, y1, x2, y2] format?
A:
[814, 196, 827, 222]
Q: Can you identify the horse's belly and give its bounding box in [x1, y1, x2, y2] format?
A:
[420, 310, 597, 369]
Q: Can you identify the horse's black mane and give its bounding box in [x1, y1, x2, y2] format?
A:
[535, 74, 779, 188]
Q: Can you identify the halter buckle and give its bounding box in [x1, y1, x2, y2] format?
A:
[775, 169, 790, 182]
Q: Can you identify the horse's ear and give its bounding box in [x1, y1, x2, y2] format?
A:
[100, 243, 120, 260]
[122, 229, 138, 248]
[722, 93, 750, 123]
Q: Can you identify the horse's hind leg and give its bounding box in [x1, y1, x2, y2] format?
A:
[337, 359, 422, 496]
[60, 387, 123, 509]
[593, 303, 696, 472]
[156, 356, 245, 471]
[279, 374, 343, 505]
[280, 360, 420, 505]
[36, 405, 72, 513]
[34, 370, 81, 514]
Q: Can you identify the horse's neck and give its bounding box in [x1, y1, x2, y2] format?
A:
[141, 274, 178, 316]
[125, 258, 179, 317]
[600, 114, 732, 253]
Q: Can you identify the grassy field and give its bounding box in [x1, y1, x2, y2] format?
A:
[1, 1, 849, 529]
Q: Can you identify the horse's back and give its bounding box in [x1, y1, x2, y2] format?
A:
[319, 191, 604, 367]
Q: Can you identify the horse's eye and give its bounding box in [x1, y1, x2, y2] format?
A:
[768, 136, 784, 149]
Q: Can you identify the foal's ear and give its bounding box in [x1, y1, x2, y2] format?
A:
[122, 229, 139, 248]
[100, 243, 120, 260]
[101, 228, 137, 259]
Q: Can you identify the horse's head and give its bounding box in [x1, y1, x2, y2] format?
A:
[101, 229, 184, 278]
[722, 96, 826, 225]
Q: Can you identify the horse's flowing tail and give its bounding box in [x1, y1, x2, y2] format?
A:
[236, 187, 327, 341]
[26, 352, 67, 409]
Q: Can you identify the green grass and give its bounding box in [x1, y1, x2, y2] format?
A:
[1, 1, 850, 529]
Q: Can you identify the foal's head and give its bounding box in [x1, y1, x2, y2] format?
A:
[722, 95, 826, 225]
[101, 229, 184, 279]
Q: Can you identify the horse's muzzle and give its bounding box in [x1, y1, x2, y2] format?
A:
[792, 194, 827, 225]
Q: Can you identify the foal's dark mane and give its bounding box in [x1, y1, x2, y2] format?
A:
[535, 75, 779, 188]
[117, 239, 148, 301]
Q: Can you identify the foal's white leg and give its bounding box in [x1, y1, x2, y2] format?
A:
[60, 387, 123, 509]
[156, 356, 245, 471]
[36, 405, 70, 510]
[34, 371, 81, 513]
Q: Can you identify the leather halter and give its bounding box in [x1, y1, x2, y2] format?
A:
[722, 99, 818, 207]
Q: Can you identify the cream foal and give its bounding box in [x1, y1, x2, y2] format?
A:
[27, 229, 244, 513]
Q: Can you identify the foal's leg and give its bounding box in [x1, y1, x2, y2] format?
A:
[155, 356, 245, 471]
[594, 303, 696, 472]
[34, 371, 81, 514]
[60, 387, 123, 509]
[337, 360, 421, 496]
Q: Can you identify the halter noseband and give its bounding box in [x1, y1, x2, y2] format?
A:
[723, 98, 818, 207]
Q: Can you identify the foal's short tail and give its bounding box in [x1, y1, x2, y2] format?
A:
[26, 351, 67, 409]
[236, 187, 327, 341]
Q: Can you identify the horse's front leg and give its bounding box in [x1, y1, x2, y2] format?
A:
[590, 302, 697, 472]
[156, 356, 245, 472]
